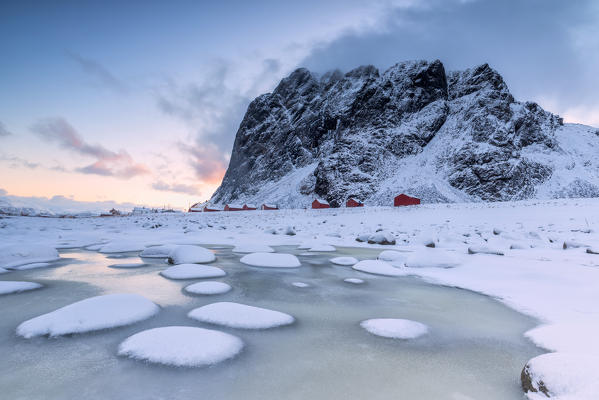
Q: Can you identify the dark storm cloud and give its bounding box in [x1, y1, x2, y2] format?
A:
[30, 117, 150, 178]
[300, 0, 599, 121]
[67, 52, 129, 94]
[157, 58, 283, 182]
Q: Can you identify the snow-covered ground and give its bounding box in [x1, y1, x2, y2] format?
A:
[2, 198, 599, 399]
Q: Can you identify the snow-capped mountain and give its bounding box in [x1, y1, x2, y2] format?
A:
[211, 60, 599, 207]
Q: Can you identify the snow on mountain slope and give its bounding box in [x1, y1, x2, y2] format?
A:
[211, 60, 599, 208]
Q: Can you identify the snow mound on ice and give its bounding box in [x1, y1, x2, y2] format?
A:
[9, 262, 52, 270]
[160, 264, 225, 280]
[330, 256, 358, 266]
[188, 302, 294, 329]
[522, 352, 599, 400]
[240, 253, 301, 268]
[108, 262, 147, 269]
[0, 244, 59, 269]
[232, 244, 274, 253]
[344, 278, 364, 284]
[404, 249, 460, 269]
[292, 282, 309, 288]
[360, 318, 428, 339]
[0, 267, 7, 274]
[99, 241, 146, 253]
[377, 250, 405, 262]
[308, 244, 336, 252]
[467, 245, 504, 256]
[185, 281, 232, 295]
[167, 245, 216, 264]
[17, 293, 159, 338]
[352, 260, 406, 277]
[0, 281, 43, 295]
[140, 244, 179, 258]
[118, 326, 243, 367]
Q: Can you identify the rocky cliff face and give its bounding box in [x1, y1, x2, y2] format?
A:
[211, 60, 599, 207]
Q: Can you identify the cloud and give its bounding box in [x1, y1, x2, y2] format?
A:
[67, 52, 128, 94]
[0, 188, 7, 196]
[157, 60, 262, 183]
[0, 121, 12, 137]
[0, 154, 39, 169]
[299, 0, 599, 126]
[30, 117, 150, 178]
[151, 180, 201, 195]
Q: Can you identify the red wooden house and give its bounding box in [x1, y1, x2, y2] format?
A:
[312, 199, 330, 209]
[188, 202, 203, 212]
[203, 205, 221, 212]
[394, 194, 420, 207]
[243, 204, 257, 211]
[224, 204, 244, 211]
[261, 204, 278, 210]
[346, 198, 364, 207]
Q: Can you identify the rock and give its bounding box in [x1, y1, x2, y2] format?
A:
[521, 361, 550, 397]
[367, 231, 396, 245]
[209, 59, 593, 207]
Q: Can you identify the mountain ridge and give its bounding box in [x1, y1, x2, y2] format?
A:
[211, 59, 599, 207]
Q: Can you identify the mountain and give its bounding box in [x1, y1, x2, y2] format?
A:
[211, 60, 599, 207]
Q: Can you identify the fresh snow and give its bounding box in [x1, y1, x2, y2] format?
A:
[404, 248, 461, 269]
[167, 245, 216, 264]
[188, 302, 294, 329]
[17, 294, 159, 338]
[0, 244, 59, 269]
[0, 281, 43, 295]
[99, 241, 146, 253]
[330, 256, 358, 266]
[8, 262, 52, 270]
[139, 244, 179, 258]
[352, 260, 406, 277]
[343, 278, 365, 284]
[160, 264, 225, 280]
[184, 281, 232, 295]
[4, 198, 599, 398]
[117, 326, 243, 367]
[232, 244, 274, 253]
[291, 282, 309, 288]
[108, 262, 147, 269]
[360, 318, 428, 339]
[240, 253, 301, 268]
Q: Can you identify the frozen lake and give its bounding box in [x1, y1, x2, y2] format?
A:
[1, 245, 543, 399]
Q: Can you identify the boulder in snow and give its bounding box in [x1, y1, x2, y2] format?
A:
[330, 256, 358, 266]
[188, 302, 294, 329]
[0, 244, 59, 269]
[17, 293, 159, 338]
[167, 245, 216, 264]
[184, 281, 232, 295]
[118, 326, 243, 367]
[240, 253, 301, 268]
[360, 318, 428, 339]
[160, 264, 225, 280]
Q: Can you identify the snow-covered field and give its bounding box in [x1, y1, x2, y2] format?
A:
[1, 198, 599, 399]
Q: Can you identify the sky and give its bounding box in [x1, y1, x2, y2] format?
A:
[1, 0, 598, 211]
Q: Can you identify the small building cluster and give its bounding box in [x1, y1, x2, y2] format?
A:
[188, 193, 420, 213]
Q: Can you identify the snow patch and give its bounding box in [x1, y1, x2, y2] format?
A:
[240, 253, 301, 268]
[360, 318, 428, 339]
[17, 294, 159, 338]
[160, 264, 225, 280]
[184, 281, 232, 295]
[118, 326, 243, 367]
[188, 302, 294, 329]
